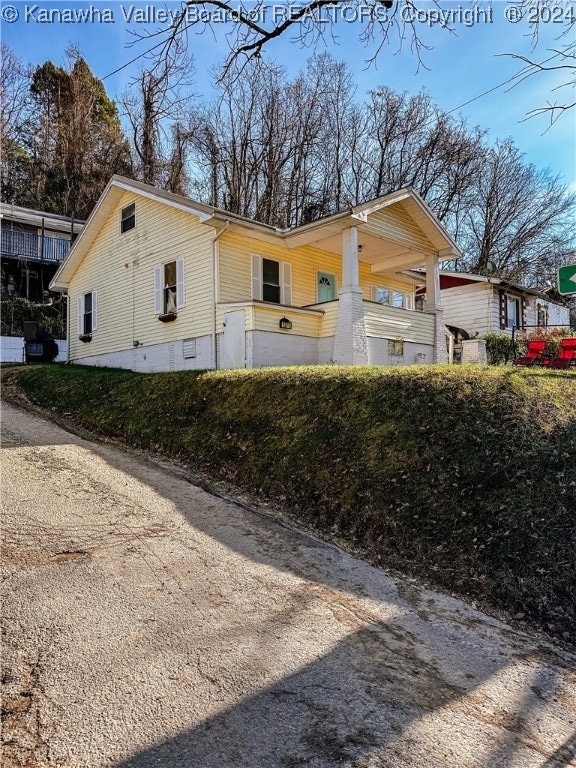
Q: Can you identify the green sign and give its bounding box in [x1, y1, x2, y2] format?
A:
[558, 265, 576, 296]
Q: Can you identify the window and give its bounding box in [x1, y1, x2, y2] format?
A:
[372, 285, 413, 309]
[120, 203, 136, 233]
[505, 296, 521, 328]
[499, 290, 524, 330]
[375, 287, 390, 305]
[262, 258, 281, 303]
[537, 303, 549, 327]
[317, 272, 336, 302]
[164, 261, 177, 314]
[154, 259, 185, 316]
[77, 291, 97, 336]
[251, 254, 292, 305]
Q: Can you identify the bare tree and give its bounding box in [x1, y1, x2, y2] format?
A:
[458, 140, 576, 282]
[0, 45, 34, 203]
[350, 87, 484, 226]
[130, 0, 575, 123]
[502, 0, 576, 125]
[122, 42, 195, 190]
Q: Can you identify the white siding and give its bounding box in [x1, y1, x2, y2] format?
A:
[440, 283, 493, 336]
[363, 302, 436, 346]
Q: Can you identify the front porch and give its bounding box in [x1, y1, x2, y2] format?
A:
[217, 298, 438, 368]
[215, 188, 460, 369]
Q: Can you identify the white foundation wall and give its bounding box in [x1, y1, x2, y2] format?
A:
[248, 331, 320, 368]
[367, 337, 434, 366]
[1, 336, 68, 363]
[74, 335, 213, 372]
[318, 336, 335, 364]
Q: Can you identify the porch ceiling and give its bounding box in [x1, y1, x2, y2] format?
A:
[290, 228, 430, 272]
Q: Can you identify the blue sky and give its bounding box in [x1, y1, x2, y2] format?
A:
[2, 0, 575, 189]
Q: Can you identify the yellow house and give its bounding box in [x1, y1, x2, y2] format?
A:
[50, 176, 461, 371]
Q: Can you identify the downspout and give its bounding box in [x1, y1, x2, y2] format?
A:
[210, 222, 229, 370]
[65, 291, 70, 364]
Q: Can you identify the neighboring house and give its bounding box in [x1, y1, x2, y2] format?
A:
[1, 203, 84, 302]
[417, 272, 571, 338]
[50, 176, 461, 371]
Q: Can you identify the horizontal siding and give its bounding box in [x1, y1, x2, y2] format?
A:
[218, 231, 416, 307]
[360, 206, 435, 253]
[219, 233, 343, 306]
[69, 191, 214, 362]
[307, 301, 339, 338]
[441, 283, 493, 336]
[364, 302, 435, 345]
[253, 305, 322, 337]
[216, 303, 322, 337]
[369, 275, 415, 293]
[547, 302, 570, 326]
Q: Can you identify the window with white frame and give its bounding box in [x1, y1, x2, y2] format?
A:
[120, 203, 136, 234]
[537, 303, 549, 327]
[372, 285, 413, 309]
[77, 291, 97, 336]
[251, 254, 292, 305]
[505, 295, 521, 329]
[154, 259, 185, 315]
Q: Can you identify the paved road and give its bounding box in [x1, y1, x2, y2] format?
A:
[2, 399, 576, 768]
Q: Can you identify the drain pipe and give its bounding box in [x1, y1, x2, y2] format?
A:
[65, 291, 70, 364]
[211, 222, 229, 370]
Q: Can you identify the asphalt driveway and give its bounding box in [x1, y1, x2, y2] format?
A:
[2, 399, 575, 767]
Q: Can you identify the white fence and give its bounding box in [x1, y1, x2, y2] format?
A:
[1, 336, 68, 363]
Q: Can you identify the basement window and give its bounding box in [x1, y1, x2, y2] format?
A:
[120, 203, 136, 233]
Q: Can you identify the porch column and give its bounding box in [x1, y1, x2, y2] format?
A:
[424, 253, 441, 311]
[333, 226, 368, 366]
[424, 252, 448, 364]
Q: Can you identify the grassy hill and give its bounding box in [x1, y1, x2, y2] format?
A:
[3, 363, 576, 644]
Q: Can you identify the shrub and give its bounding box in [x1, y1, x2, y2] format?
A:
[0, 297, 66, 338]
[518, 326, 576, 358]
[479, 332, 514, 364]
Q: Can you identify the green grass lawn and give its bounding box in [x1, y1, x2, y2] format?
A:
[4, 363, 576, 644]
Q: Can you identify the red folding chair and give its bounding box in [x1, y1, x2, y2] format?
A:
[513, 340, 548, 366]
[549, 338, 576, 369]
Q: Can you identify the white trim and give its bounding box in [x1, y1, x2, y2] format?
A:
[154, 266, 162, 314]
[112, 180, 213, 222]
[282, 261, 292, 305]
[92, 290, 98, 331]
[176, 258, 185, 309]
[251, 253, 263, 301]
[120, 201, 136, 234]
[217, 301, 325, 317]
[371, 283, 414, 310]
